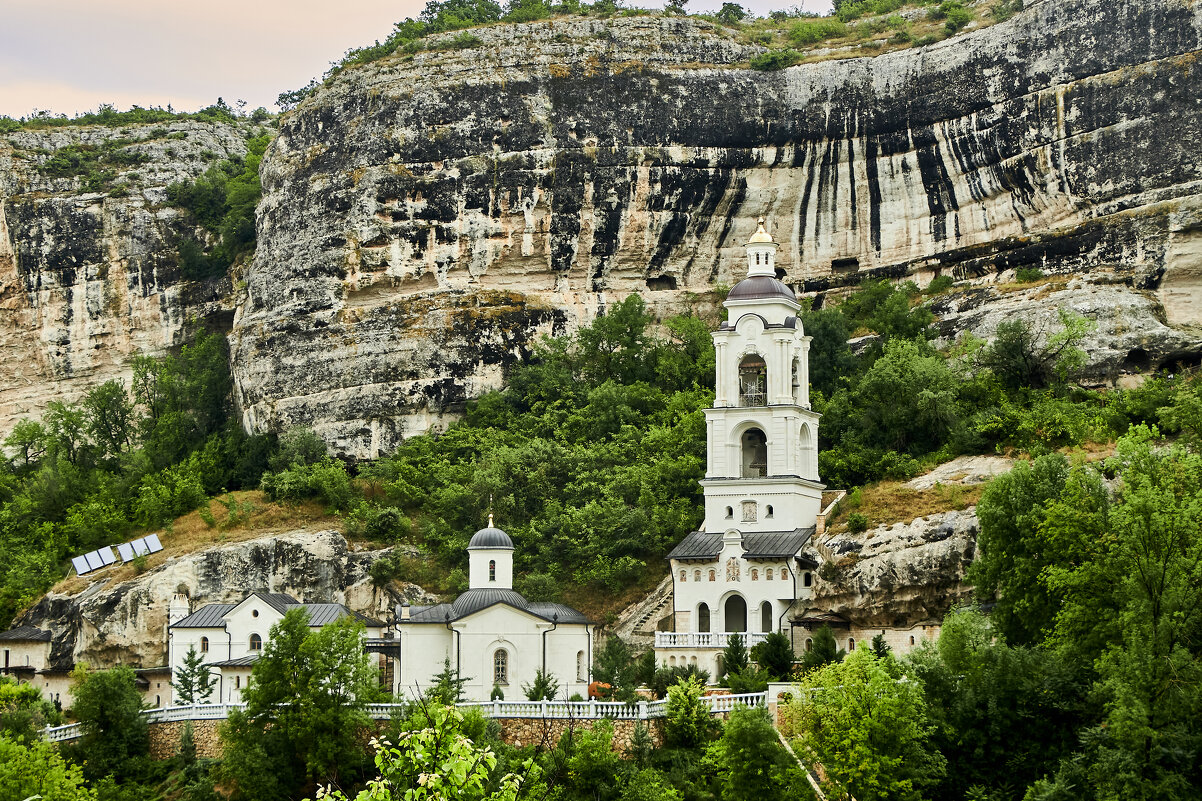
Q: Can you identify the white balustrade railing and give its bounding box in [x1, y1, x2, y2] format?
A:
[43, 693, 768, 741]
[654, 631, 773, 649]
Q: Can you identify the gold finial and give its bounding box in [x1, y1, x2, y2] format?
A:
[748, 216, 774, 244]
[488, 512, 494, 527]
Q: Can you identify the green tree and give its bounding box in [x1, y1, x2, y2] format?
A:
[664, 676, 717, 748]
[172, 644, 215, 704]
[1048, 430, 1202, 799]
[3, 419, 47, 470]
[786, 648, 945, 801]
[426, 657, 470, 705]
[593, 635, 638, 699]
[522, 668, 560, 701]
[970, 452, 1107, 647]
[801, 625, 843, 670]
[751, 631, 795, 680]
[221, 609, 377, 798]
[976, 310, 1091, 391]
[316, 704, 528, 801]
[0, 675, 61, 740]
[715, 2, 746, 23]
[83, 380, 135, 458]
[43, 401, 88, 466]
[708, 705, 812, 801]
[721, 632, 749, 681]
[65, 664, 148, 782]
[0, 735, 97, 801]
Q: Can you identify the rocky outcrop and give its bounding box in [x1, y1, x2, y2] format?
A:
[0, 120, 263, 435]
[232, 0, 1202, 456]
[812, 509, 979, 628]
[930, 273, 1202, 382]
[16, 529, 433, 670]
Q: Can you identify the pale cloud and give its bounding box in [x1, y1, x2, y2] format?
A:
[1, 0, 832, 119]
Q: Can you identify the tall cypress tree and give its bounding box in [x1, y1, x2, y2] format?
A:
[171, 645, 215, 705]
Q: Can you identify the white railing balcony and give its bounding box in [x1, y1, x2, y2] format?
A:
[654, 631, 773, 649]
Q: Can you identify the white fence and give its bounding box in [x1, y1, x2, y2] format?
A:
[43, 692, 768, 742]
[654, 631, 772, 649]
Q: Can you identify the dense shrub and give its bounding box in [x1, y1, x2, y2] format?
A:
[788, 18, 847, 43]
[750, 48, 803, 70]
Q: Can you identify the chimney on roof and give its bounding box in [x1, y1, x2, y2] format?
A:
[400, 601, 411, 621]
[168, 592, 190, 626]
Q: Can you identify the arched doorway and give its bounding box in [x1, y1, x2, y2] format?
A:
[724, 595, 747, 633]
[697, 603, 711, 633]
[761, 601, 773, 633]
[741, 428, 767, 477]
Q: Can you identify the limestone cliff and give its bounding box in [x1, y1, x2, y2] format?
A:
[0, 120, 263, 435]
[232, 0, 1202, 457]
[15, 529, 431, 670]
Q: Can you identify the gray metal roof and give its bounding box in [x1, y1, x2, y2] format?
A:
[210, 654, 260, 668]
[255, 592, 300, 614]
[298, 603, 385, 628]
[727, 276, 796, 303]
[666, 528, 815, 561]
[399, 591, 589, 625]
[528, 603, 590, 625]
[468, 527, 514, 549]
[171, 604, 236, 628]
[0, 626, 51, 642]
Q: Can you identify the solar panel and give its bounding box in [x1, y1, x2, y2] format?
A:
[71, 556, 92, 576]
[83, 551, 105, 571]
[143, 534, 163, 554]
[132, 538, 150, 556]
[98, 547, 117, 566]
[117, 542, 135, 562]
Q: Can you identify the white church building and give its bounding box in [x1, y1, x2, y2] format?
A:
[654, 220, 823, 678]
[391, 519, 593, 702]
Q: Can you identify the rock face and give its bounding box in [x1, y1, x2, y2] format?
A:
[232, 0, 1202, 456]
[0, 120, 261, 435]
[15, 529, 433, 670]
[930, 274, 1202, 382]
[813, 509, 979, 628]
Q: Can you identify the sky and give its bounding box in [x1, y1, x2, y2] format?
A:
[0, 0, 832, 118]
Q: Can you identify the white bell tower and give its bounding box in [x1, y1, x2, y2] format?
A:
[701, 218, 823, 533]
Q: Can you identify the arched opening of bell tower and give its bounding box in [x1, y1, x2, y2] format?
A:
[738, 355, 767, 406]
[741, 428, 767, 477]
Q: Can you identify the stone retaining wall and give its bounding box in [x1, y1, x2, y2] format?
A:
[141, 715, 663, 760]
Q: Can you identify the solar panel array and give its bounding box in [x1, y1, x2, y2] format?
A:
[72, 535, 164, 576]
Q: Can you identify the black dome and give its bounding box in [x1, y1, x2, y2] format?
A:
[468, 526, 514, 549]
[727, 276, 796, 302]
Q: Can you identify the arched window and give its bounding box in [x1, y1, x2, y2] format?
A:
[249, 634, 262, 651]
[805, 638, 813, 652]
[725, 595, 748, 633]
[708, 569, 716, 582]
[804, 572, 813, 588]
[909, 635, 916, 646]
[235, 676, 241, 689]
[792, 356, 802, 404]
[155, 695, 160, 707]
[489, 560, 496, 582]
[577, 650, 586, 681]
[200, 637, 209, 653]
[694, 569, 701, 582]
[739, 356, 767, 406]
[679, 570, 686, 582]
[766, 568, 774, 581]
[494, 649, 509, 685]
[761, 602, 773, 632]
[848, 638, 856, 652]
[698, 603, 711, 633]
[741, 428, 768, 477]
[800, 423, 814, 479]
[766, 504, 774, 518]
[725, 506, 734, 519]
[751, 569, 759, 581]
